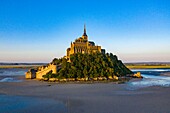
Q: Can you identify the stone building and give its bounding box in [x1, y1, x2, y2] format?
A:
[66, 25, 105, 60]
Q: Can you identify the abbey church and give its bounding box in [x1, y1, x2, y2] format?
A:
[66, 25, 105, 60]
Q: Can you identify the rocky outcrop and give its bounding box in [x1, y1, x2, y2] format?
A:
[133, 72, 143, 78]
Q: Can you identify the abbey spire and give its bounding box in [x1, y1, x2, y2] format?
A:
[82, 24, 88, 40]
[83, 24, 87, 37]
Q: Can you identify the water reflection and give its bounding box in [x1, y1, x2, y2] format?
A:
[0, 95, 67, 113]
[0, 68, 27, 82]
[0, 77, 22, 82]
[128, 69, 170, 90]
[0, 68, 28, 76]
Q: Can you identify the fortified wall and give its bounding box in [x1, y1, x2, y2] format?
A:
[25, 63, 57, 79]
[25, 69, 37, 79]
[36, 63, 57, 79]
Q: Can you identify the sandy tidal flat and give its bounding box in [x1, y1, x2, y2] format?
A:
[0, 77, 170, 113]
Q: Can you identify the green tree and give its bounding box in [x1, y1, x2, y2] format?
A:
[46, 52, 133, 80]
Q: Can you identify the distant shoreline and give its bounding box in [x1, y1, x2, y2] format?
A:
[1, 62, 170, 69]
[1, 64, 170, 69]
[126, 65, 170, 69]
[125, 62, 170, 69]
[0, 65, 42, 69]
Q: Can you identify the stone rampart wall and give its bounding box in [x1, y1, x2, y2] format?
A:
[36, 64, 57, 79]
[25, 69, 36, 79]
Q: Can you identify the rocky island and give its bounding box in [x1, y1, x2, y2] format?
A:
[26, 25, 138, 82]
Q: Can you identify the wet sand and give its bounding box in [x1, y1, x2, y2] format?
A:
[0, 76, 170, 113]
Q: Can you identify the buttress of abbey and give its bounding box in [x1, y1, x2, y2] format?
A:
[66, 25, 105, 60]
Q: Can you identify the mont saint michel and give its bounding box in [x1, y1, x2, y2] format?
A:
[1, 1, 170, 113]
[25, 25, 134, 81]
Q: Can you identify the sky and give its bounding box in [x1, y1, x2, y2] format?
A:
[0, 0, 170, 63]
